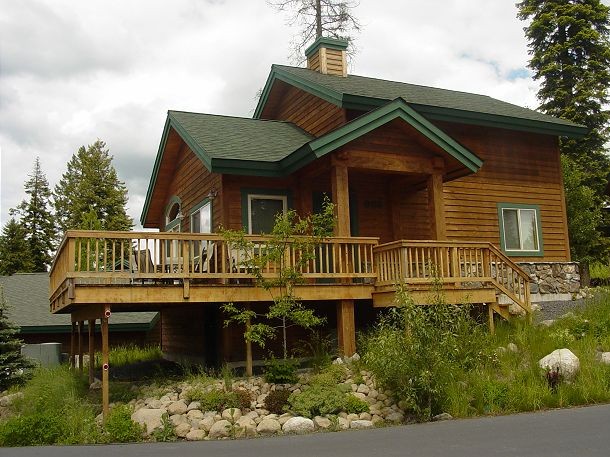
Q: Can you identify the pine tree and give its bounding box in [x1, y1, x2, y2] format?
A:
[517, 0, 610, 190]
[517, 0, 610, 259]
[54, 140, 133, 233]
[10, 158, 56, 272]
[0, 219, 34, 276]
[0, 285, 32, 390]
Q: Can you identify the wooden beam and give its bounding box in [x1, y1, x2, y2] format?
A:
[427, 172, 446, 240]
[345, 150, 435, 175]
[488, 304, 495, 334]
[77, 321, 83, 375]
[331, 163, 350, 237]
[337, 299, 356, 357]
[373, 287, 497, 307]
[88, 319, 95, 385]
[101, 305, 110, 422]
[71, 304, 105, 322]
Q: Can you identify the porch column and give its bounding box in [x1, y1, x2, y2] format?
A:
[101, 305, 110, 422]
[337, 299, 356, 357]
[331, 163, 350, 237]
[88, 319, 95, 385]
[70, 321, 76, 369]
[427, 170, 446, 240]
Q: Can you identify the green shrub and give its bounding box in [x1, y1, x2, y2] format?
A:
[264, 357, 298, 384]
[104, 404, 143, 443]
[344, 394, 369, 414]
[152, 413, 176, 442]
[188, 388, 240, 412]
[0, 413, 63, 446]
[309, 364, 346, 387]
[233, 388, 253, 409]
[264, 389, 291, 414]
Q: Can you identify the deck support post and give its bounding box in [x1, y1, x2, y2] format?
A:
[427, 170, 446, 240]
[337, 299, 356, 357]
[101, 305, 110, 422]
[70, 321, 76, 369]
[245, 304, 253, 377]
[88, 319, 95, 385]
[77, 321, 83, 374]
[488, 304, 495, 334]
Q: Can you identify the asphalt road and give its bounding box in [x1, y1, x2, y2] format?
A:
[2, 404, 609, 457]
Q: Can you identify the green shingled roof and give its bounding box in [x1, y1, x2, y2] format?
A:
[169, 111, 313, 164]
[0, 273, 157, 333]
[253, 65, 587, 137]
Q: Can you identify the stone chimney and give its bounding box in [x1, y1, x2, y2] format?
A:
[305, 37, 348, 77]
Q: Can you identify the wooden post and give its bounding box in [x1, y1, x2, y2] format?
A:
[331, 162, 350, 237]
[70, 321, 76, 369]
[77, 321, 83, 375]
[101, 306, 110, 422]
[427, 171, 446, 240]
[488, 304, 495, 334]
[245, 304, 253, 377]
[337, 299, 356, 357]
[88, 319, 95, 385]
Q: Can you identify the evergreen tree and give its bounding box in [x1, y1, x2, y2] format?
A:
[517, 0, 610, 259]
[0, 219, 33, 276]
[0, 285, 32, 390]
[54, 140, 132, 233]
[10, 158, 56, 272]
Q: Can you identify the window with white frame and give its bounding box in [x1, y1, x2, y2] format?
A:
[190, 200, 212, 233]
[498, 203, 542, 256]
[247, 194, 287, 234]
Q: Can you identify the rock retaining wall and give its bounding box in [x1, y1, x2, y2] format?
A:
[517, 262, 580, 298]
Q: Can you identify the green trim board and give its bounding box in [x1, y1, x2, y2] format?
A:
[497, 203, 544, 257]
[253, 65, 587, 138]
[240, 188, 293, 233]
[305, 36, 349, 56]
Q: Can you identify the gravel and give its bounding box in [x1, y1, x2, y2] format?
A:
[534, 298, 587, 322]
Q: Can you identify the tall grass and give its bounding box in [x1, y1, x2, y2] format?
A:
[95, 344, 163, 368]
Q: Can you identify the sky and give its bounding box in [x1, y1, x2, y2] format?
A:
[0, 0, 603, 229]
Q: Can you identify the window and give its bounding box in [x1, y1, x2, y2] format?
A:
[165, 197, 182, 232]
[247, 194, 287, 234]
[190, 200, 212, 233]
[497, 203, 543, 256]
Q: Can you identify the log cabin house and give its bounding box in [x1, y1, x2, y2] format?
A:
[49, 38, 585, 414]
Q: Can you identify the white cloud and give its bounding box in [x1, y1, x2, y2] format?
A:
[0, 0, 591, 228]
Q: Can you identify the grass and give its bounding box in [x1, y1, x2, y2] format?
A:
[95, 344, 162, 368]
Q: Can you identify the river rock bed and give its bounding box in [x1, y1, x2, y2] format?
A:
[124, 357, 409, 441]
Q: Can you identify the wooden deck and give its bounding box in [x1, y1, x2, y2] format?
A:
[50, 231, 531, 319]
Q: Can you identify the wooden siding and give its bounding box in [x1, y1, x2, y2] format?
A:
[438, 123, 569, 262]
[161, 307, 207, 363]
[161, 144, 222, 232]
[259, 81, 346, 137]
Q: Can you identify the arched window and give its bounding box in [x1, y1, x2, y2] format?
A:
[165, 196, 182, 232]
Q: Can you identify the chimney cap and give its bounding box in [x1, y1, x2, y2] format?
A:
[305, 36, 349, 58]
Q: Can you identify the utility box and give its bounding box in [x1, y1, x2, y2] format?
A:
[21, 343, 62, 367]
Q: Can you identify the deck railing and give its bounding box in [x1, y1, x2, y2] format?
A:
[373, 240, 531, 313]
[49, 230, 379, 298]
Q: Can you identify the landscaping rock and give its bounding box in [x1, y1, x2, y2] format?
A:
[167, 400, 188, 415]
[131, 408, 164, 435]
[385, 412, 404, 422]
[147, 399, 163, 409]
[186, 429, 206, 441]
[278, 413, 293, 426]
[199, 415, 215, 432]
[540, 319, 556, 327]
[432, 413, 453, 421]
[187, 401, 201, 411]
[598, 352, 610, 365]
[0, 392, 22, 407]
[175, 422, 191, 438]
[359, 412, 372, 421]
[89, 378, 102, 390]
[539, 348, 580, 380]
[208, 420, 232, 439]
[170, 414, 188, 426]
[357, 384, 370, 394]
[332, 357, 344, 365]
[314, 416, 332, 430]
[338, 417, 350, 430]
[222, 407, 242, 422]
[507, 343, 518, 353]
[350, 420, 374, 429]
[257, 417, 281, 435]
[235, 416, 257, 437]
[282, 416, 315, 434]
[187, 409, 204, 420]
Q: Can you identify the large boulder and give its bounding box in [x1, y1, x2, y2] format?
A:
[257, 417, 281, 435]
[282, 416, 315, 434]
[235, 416, 257, 437]
[208, 419, 232, 439]
[222, 408, 242, 422]
[538, 348, 580, 380]
[131, 408, 164, 435]
[185, 429, 206, 441]
[350, 420, 374, 430]
[167, 400, 188, 415]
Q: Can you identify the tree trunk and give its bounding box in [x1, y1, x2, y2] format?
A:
[316, 0, 322, 37]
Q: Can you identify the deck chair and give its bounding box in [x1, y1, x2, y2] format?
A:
[131, 249, 156, 284]
[194, 241, 215, 273]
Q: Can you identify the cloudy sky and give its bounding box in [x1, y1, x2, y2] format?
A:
[1, 0, 603, 229]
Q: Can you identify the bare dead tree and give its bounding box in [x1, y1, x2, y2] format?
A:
[269, 0, 361, 64]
